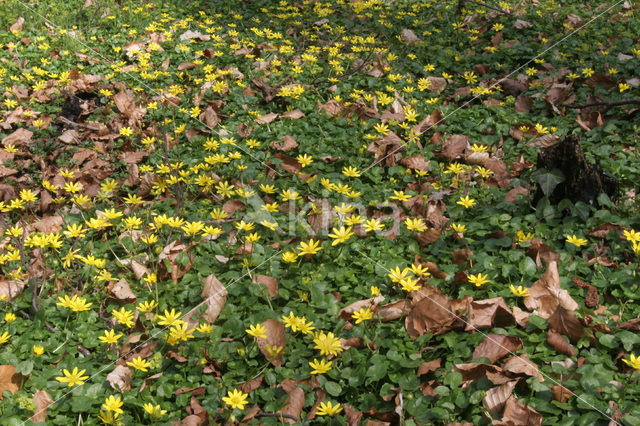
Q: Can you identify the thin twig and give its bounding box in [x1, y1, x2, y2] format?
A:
[55, 116, 101, 131]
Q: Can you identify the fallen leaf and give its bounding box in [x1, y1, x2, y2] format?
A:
[0, 366, 21, 399]
[439, 135, 469, 160]
[495, 396, 542, 426]
[525, 134, 560, 148]
[472, 334, 523, 364]
[338, 295, 384, 321]
[502, 354, 543, 382]
[200, 274, 228, 323]
[10, 16, 24, 32]
[271, 135, 298, 152]
[106, 365, 132, 392]
[2, 128, 33, 146]
[405, 291, 455, 338]
[256, 112, 279, 124]
[279, 379, 304, 424]
[551, 384, 575, 403]
[129, 260, 151, 280]
[239, 376, 263, 394]
[0, 280, 26, 301]
[282, 109, 305, 119]
[417, 358, 441, 376]
[466, 297, 515, 330]
[548, 305, 584, 344]
[343, 404, 363, 426]
[454, 363, 503, 383]
[483, 380, 518, 416]
[400, 155, 429, 171]
[617, 318, 640, 331]
[256, 319, 286, 366]
[32, 389, 54, 422]
[515, 95, 533, 112]
[547, 329, 577, 356]
[108, 279, 137, 303]
[252, 274, 278, 298]
[412, 109, 442, 136]
[524, 261, 578, 319]
[400, 28, 420, 43]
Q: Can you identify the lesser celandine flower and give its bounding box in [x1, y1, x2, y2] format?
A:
[127, 356, 151, 372]
[509, 285, 530, 297]
[467, 273, 490, 287]
[352, 307, 373, 324]
[316, 401, 343, 416]
[143, 403, 167, 418]
[622, 354, 640, 369]
[309, 358, 332, 374]
[566, 235, 587, 247]
[245, 323, 267, 338]
[56, 367, 88, 387]
[222, 388, 249, 410]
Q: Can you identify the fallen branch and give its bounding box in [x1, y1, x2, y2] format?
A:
[55, 116, 101, 131]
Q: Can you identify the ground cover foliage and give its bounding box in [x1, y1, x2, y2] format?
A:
[0, 0, 639, 424]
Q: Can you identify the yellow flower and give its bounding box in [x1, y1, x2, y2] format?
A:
[222, 388, 249, 410]
[313, 331, 343, 356]
[55, 367, 89, 387]
[388, 266, 411, 283]
[622, 353, 640, 369]
[623, 229, 640, 244]
[137, 300, 158, 313]
[112, 307, 135, 328]
[297, 239, 322, 255]
[364, 218, 384, 233]
[404, 218, 427, 232]
[309, 358, 332, 374]
[99, 329, 123, 344]
[246, 323, 267, 338]
[33, 345, 44, 356]
[566, 235, 587, 247]
[342, 166, 361, 177]
[390, 190, 411, 202]
[352, 307, 373, 324]
[0, 331, 10, 344]
[127, 356, 152, 372]
[516, 230, 535, 243]
[467, 273, 490, 287]
[156, 309, 183, 327]
[120, 126, 133, 137]
[509, 285, 530, 297]
[102, 395, 124, 414]
[316, 401, 343, 416]
[328, 226, 354, 246]
[4, 313, 16, 323]
[457, 196, 476, 208]
[370, 286, 380, 296]
[143, 403, 167, 418]
[451, 223, 467, 233]
[409, 263, 430, 277]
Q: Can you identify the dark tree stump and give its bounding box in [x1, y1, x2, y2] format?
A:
[533, 135, 618, 207]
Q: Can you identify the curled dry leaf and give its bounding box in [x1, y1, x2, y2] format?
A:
[417, 358, 441, 376]
[271, 135, 299, 152]
[454, 363, 503, 382]
[495, 396, 542, 426]
[2, 127, 32, 147]
[502, 354, 543, 382]
[472, 334, 523, 364]
[106, 365, 132, 392]
[377, 300, 409, 322]
[279, 379, 305, 424]
[129, 260, 150, 280]
[548, 305, 584, 344]
[9, 16, 24, 32]
[551, 384, 575, 403]
[405, 292, 455, 338]
[108, 279, 137, 304]
[200, 273, 228, 324]
[337, 295, 384, 321]
[0, 366, 21, 399]
[412, 109, 442, 136]
[256, 319, 286, 366]
[400, 155, 429, 171]
[255, 112, 279, 124]
[0, 280, 26, 301]
[547, 329, 577, 356]
[483, 380, 518, 416]
[32, 389, 54, 423]
[465, 297, 515, 331]
[439, 135, 470, 160]
[524, 261, 578, 319]
[282, 109, 305, 119]
[252, 274, 278, 298]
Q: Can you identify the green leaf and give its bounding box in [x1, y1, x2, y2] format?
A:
[533, 169, 565, 197]
[324, 381, 342, 396]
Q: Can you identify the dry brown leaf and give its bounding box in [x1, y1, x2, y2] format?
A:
[439, 135, 470, 160]
[271, 135, 299, 152]
[31, 215, 63, 233]
[280, 380, 304, 424]
[412, 109, 442, 136]
[496, 396, 543, 426]
[548, 305, 584, 344]
[239, 376, 263, 394]
[274, 153, 302, 175]
[200, 106, 219, 128]
[547, 329, 577, 356]
[108, 279, 137, 303]
[472, 334, 523, 364]
[222, 200, 246, 216]
[2, 128, 32, 146]
[129, 260, 150, 280]
[106, 365, 132, 392]
[466, 297, 515, 330]
[343, 404, 363, 426]
[378, 300, 409, 321]
[502, 354, 543, 382]
[317, 99, 343, 116]
[526, 134, 560, 148]
[454, 363, 503, 382]
[617, 318, 640, 331]
[282, 109, 305, 119]
[401, 155, 429, 171]
[551, 384, 575, 403]
[515, 95, 533, 112]
[338, 295, 385, 321]
[200, 274, 228, 323]
[256, 319, 286, 366]
[0, 280, 26, 301]
[524, 261, 578, 319]
[256, 112, 279, 124]
[417, 358, 441, 376]
[0, 366, 21, 399]
[426, 77, 447, 92]
[483, 380, 518, 416]
[252, 274, 278, 298]
[9, 16, 24, 32]
[32, 389, 54, 422]
[405, 292, 455, 338]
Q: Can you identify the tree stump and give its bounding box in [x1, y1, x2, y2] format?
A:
[532, 134, 618, 207]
